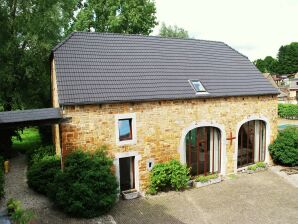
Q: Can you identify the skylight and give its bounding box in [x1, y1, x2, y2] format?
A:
[189, 80, 207, 93]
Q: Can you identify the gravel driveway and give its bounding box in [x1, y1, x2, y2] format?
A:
[0, 154, 297, 224]
[0, 154, 115, 224]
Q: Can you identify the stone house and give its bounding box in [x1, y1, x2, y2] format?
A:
[51, 32, 279, 193]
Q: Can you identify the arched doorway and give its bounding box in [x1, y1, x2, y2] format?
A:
[237, 120, 266, 168]
[185, 127, 221, 176]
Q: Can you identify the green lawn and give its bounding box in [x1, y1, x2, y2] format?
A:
[12, 128, 42, 153]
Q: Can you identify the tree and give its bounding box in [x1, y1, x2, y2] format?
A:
[275, 42, 298, 74]
[0, 0, 78, 156]
[72, 0, 157, 35]
[159, 23, 189, 38]
[254, 56, 277, 73]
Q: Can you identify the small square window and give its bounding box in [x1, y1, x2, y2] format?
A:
[118, 119, 132, 141]
[189, 80, 207, 92]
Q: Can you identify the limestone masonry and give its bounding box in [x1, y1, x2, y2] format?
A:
[54, 95, 278, 191]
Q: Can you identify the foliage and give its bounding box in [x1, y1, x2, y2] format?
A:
[148, 160, 190, 194]
[269, 127, 298, 166]
[12, 128, 42, 154]
[256, 162, 266, 168]
[0, 0, 78, 155]
[247, 162, 266, 171]
[195, 173, 219, 183]
[159, 23, 189, 38]
[7, 198, 22, 216]
[27, 155, 61, 195]
[49, 149, 118, 218]
[73, 0, 157, 34]
[278, 104, 298, 119]
[254, 56, 277, 73]
[276, 42, 298, 74]
[28, 145, 55, 166]
[7, 198, 35, 224]
[254, 42, 298, 75]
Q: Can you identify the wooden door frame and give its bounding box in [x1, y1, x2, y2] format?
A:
[234, 116, 270, 173]
[180, 121, 227, 175]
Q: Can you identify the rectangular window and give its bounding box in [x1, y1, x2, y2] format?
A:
[118, 119, 132, 141]
[189, 80, 207, 93]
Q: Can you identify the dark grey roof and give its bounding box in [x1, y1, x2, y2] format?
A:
[52, 32, 279, 105]
[0, 108, 63, 128]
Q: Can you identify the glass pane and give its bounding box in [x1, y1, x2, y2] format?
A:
[119, 119, 132, 140]
[191, 81, 206, 92]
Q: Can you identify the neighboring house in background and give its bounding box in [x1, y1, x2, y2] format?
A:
[51, 32, 279, 194]
[263, 73, 289, 103]
[288, 78, 298, 104]
[269, 73, 298, 104]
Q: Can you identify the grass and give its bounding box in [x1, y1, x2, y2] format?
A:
[12, 128, 42, 154]
[195, 173, 219, 183]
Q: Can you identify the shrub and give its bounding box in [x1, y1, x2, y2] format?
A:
[27, 155, 61, 195]
[148, 160, 190, 194]
[7, 198, 22, 216]
[269, 127, 298, 166]
[195, 173, 218, 183]
[27, 145, 55, 166]
[248, 162, 267, 171]
[247, 164, 257, 171]
[49, 149, 118, 218]
[256, 161, 266, 168]
[7, 198, 35, 224]
[278, 104, 298, 119]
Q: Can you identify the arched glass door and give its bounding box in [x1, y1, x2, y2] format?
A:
[237, 120, 266, 168]
[185, 127, 221, 176]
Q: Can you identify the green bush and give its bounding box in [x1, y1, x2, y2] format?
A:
[49, 149, 118, 218]
[256, 161, 266, 168]
[27, 155, 61, 195]
[195, 173, 218, 183]
[27, 145, 55, 166]
[269, 127, 298, 166]
[247, 162, 266, 171]
[148, 160, 190, 194]
[7, 198, 35, 224]
[278, 104, 298, 119]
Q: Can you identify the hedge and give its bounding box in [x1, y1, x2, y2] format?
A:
[49, 149, 118, 218]
[269, 127, 298, 166]
[147, 160, 190, 195]
[278, 104, 298, 119]
[27, 155, 61, 195]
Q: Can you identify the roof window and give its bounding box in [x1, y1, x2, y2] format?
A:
[189, 80, 207, 93]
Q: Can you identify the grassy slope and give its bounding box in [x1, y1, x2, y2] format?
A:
[12, 128, 42, 153]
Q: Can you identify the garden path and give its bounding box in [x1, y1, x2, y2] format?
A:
[0, 153, 116, 224]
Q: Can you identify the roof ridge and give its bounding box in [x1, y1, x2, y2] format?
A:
[52, 32, 76, 52]
[67, 31, 226, 45]
[222, 42, 248, 59]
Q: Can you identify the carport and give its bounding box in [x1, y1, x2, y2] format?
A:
[0, 108, 68, 129]
[0, 108, 70, 158]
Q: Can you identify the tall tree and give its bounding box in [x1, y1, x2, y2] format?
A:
[275, 42, 298, 74]
[72, 0, 157, 35]
[254, 56, 277, 74]
[0, 0, 78, 155]
[159, 23, 189, 38]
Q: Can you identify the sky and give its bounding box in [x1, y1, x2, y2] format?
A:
[152, 0, 298, 61]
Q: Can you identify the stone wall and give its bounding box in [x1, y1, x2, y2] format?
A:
[58, 95, 278, 191]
